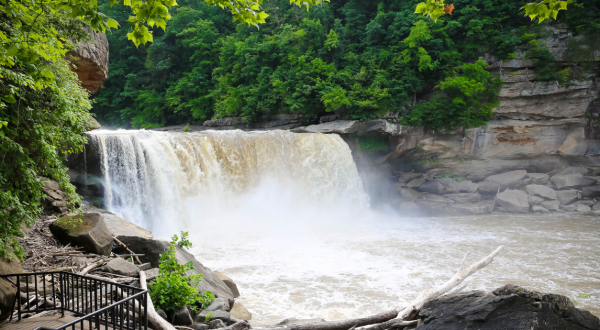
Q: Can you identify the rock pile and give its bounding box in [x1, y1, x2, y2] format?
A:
[395, 167, 600, 215]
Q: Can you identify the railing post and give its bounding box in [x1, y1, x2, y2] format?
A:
[143, 292, 148, 330]
[60, 272, 65, 317]
[16, 275, 21, 321]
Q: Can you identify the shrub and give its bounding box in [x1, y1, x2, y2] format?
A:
[149, 232, 214, 312]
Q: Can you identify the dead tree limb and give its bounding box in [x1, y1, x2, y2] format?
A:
[114, 237, 142, 264]
[79, 257, 107, 275]
[288, 309, 400, 330]
[397, 245, 504, 320]
[140, 270, 176, 330]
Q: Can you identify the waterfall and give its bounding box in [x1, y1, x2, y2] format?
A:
[87, 130, 369, 236]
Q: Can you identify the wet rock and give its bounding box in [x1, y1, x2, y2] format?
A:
[416, 284, 600, 330]
[525, 184, 557, 200]
[576, 204, 592, 213]
[527, 173, 550, 185]
[214, 272, 240, 299]
[398, 201, 420, 213]
[444, 193, 481, 204]
[49, 213, 112, 255]
[417, 193, 454, 203]
[555, 190, 580, 205]
[541, 200, 560, 211]
[277, 318, 326, 326]
[204, 298, 230, 312]
[551, 174, 596, 190]
[406, 177, 426, 188]
[593, 202, 600, 210]
[528, 195, 545, 205]
[582, 185, 600, 198]
[438, 178, 460, 194]
[197, 310, 231, 323]
[575, 200, 596, 206]
[455, 180, 479, 193]
[398, 187, 420, 200]
[209, 319, 227, 329]
[419, 181, 446, 194]
[398, 172, 423, 183]
[448, 203, 491, 215]
[229, 302, 252, 321]
[105, 258, 140, 277]
[117, 236, 235, 305]
[415, 200, 448, 215]
[173, 306, 194, 326]
[225, 320, 252, 330]
[561, 204, 578, 212]
[496, 189, 530, 213]
[555, 166, 589, 176]
[531, 205, 550, 213]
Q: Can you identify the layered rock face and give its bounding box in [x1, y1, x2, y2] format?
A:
[67, 28, 109, 94]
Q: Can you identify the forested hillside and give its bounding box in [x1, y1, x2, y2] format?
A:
[93, 0, 600, 129]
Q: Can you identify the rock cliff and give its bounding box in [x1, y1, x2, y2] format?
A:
[67, 28, 109, 94]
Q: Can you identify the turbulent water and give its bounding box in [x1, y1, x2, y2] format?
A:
[89, 130, 600, 325]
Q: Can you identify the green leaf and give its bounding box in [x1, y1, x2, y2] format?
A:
[2, 94, 16, 103]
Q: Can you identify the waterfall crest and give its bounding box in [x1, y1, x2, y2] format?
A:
[88, 130, 368, 235]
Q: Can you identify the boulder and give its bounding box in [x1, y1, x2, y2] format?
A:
[555, 166, 589, 176]
[398, 172, 423, 183]
[0, 252, 21, 323]
[444, 193, 481, 204]
[277, 318, 326, 326]
[173, 306, 194, 326]
[513, 178, 532, 189]
[301, 120, 359, 134]
[416, 284, 600, 330]
[398, 201, 420, 213]
[582, 185, 600, 198]
[105, 258, 140, 277]
[49, 213, 112, 255]
[214, 272, 240, 299]
[437, 178, 460, 194]
[528, 195, 545, 205]
[397, 188, 420, 200]
[191, 323, 210, 330]
[551, 174, 596, 189]
[406, 177, 426, 188]
[417, 193, 454, 203]
[487, 170, 528, 186]
[477, 180, 500, 194]
[448, 203, 491, 215]
[525, 184, 557, 200]
[197, 310, 231, 323]
[496, 190, 530, 213]
[455, 180, 479, 193]
[208, 319, 227, 329]
[67, 29, 109, 94]
[527, 173, 550, 185]
[531, 205, 550, 213]
[541, 200, 560, 211]
[415, 200, 448, 215]
[156, 309, 168, 321]
[144, 268, 159, 281]
[593, 202, 600, 210]
[576, 204, 592, 213]
[204, 298, 230, 312]
[359, 119, 403, 136]
[561, 205, 578, 212]
[230, 302, 252, 321]
[555, 190, 580, 205]
[418, 181, 446, 194]
[117, 236, 235, 305]
[138, 263, 152, 271]
[91, 212, 153, 239]
[575, 200, 596, 206]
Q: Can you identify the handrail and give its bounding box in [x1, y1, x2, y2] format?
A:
[0, 271, 148, 330]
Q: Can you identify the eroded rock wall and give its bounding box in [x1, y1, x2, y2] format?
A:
[67, 28, 109, 94]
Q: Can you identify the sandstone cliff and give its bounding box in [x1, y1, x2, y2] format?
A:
[68, 28, 109, 94]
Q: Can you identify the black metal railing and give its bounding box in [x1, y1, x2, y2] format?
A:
[0, 271, 148, 330]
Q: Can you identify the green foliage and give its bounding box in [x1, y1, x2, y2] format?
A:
[149, 232, 214, 311]
[183, 124, 190, 132]
[55, 216, 85, 232]
[205, 313, 213, 324]
[521, 0, 568, 23]
[358, 136, 388, 154]
[401, 60, 501, 130]
[415, 0, 447, 22]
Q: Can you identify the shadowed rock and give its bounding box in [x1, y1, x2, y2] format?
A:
[49, 213, 112, 255]
[496, 189, 529, 213]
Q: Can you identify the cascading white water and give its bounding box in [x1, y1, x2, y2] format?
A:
[88, 129, 369, 235]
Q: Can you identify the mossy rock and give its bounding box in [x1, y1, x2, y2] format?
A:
[50, 213, 112, 255]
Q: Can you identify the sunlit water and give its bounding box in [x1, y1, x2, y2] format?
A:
[87, 129, 600, 326]
[189, 212, 600, 326]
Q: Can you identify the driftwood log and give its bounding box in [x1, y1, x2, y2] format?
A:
[140, 270, 177, 330]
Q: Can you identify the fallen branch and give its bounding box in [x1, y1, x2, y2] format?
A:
[113, 237, 142, 264]
[397, 246, 504, 320]
[79, 257, 107, 275]
[140, 270, 176, 330]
